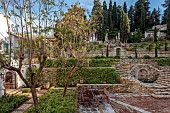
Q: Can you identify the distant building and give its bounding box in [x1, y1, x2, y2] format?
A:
[145, 24, 167, 38]
[0, 12, 17, 55]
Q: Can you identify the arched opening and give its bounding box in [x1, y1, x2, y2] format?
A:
[116, 48, 121, 58]
[5, 71, 16, 89]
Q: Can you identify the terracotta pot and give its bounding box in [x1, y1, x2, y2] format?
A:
[43, 82, 50, 89]
[80, 79, 84, 84]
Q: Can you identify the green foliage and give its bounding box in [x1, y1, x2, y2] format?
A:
[143, 55, 151, 59]
[22, 88, 31, 93]
[155, 58, 170, 66]
[0, 95, 28, 113]
[54, 67, 119, 87]
[89, 58, 111, 67]
[45, 58, 88, 68]
[45, 58, 120, 68]
[167, 0, 170, 36]
[25, 89, 76, 113]
[26, 68, 43, 87]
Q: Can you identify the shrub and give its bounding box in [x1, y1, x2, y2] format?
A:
[25, 89, 76, 113]
[155, 58, 170, 66]
[22, 88, 31, 93]
[45, 58, 119, 68]
[128, 56, 133, 59]
[89, 58, 112, 67]
[51, 67, 119, 87]
[143, 55, 151, 59]
[0, 95, 28, 113]
[45, 58, 88, 68]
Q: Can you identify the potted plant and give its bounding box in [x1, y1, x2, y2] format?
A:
[80, 79, 84, 84]
[42, 80, 50, 89]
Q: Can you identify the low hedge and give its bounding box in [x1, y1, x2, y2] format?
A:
[45, 58, 88, 68]
[25, 89, 76, 113]
[155, 58, 170, 66]
[47, 67, 119, 87]
[0, 95, 28, 113]
[45, 58, 120, 68]
[89, 58, 119, 67]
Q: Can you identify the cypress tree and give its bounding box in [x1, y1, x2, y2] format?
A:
[108, 0, 113, 31]
[112, 2, 117, 28]
[123, 1, 127, 13]
[91, 0, 103, 40]
[120, 10, 130, 43]
[167, 0, 170, 37]
[140, 4, 146, 34]
[102, 0, 108, 42]
[128, 5, 135, 32]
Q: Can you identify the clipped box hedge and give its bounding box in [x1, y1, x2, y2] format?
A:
[89, 58, 119, 67]
[45, 58, 120, 68]
[155, 58, 170, 66]
[47, 67, 119, 87]
[45, 58, 88, 68]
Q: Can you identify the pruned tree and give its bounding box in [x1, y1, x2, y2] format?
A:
[54, 3, 94, 97]
[0, 0, 64, 112]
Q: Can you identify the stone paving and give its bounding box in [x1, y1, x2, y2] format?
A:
[79, 103, 115, 113]
[109, 93, 170, 113]
[10, 89, 47, 113]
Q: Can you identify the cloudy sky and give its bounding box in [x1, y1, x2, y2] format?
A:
[65, 0, 165, 15]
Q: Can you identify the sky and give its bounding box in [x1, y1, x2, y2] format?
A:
[64, 0, 165, 16]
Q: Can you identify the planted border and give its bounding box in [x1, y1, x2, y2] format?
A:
[25, 89, 76, 113]
[0, 95, 28, 113]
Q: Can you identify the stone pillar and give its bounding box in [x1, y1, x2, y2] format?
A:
[0, 79, 5, 97]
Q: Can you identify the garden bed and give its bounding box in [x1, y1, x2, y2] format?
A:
[25, 89, 76, 113]
[0, 95, 28, 113]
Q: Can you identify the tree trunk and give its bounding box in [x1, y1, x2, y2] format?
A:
[106, 45, 109, 57]
[31, 87, 39, 113]
[135, 49, 137, 58]
[63, 66, 77, 97]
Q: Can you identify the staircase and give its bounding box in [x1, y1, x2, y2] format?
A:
[115, 62, 170, 98]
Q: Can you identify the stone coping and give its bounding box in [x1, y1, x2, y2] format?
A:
[77, 84, 122, 86]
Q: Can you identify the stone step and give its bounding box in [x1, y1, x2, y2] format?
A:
[154, 91, 170, 95]
[151, 94, 170, 98]
[155, 81, 170, 86]
[150, 88, 170, 92]
[7, 89, 22, 96]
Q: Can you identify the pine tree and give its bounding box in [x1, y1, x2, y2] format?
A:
[91, 0, 104, 40]
[140, 4, 145, 33]
[123, 1, 127, 13]
[128, 5, 135, 32]
[151, 8, 160, 26]
[112, 2, 117, 28]
[134, 0, 150, 30]
[162, 0, 168, 24]
[108, 0, 113, 31]
[167, 0, 170, 37]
